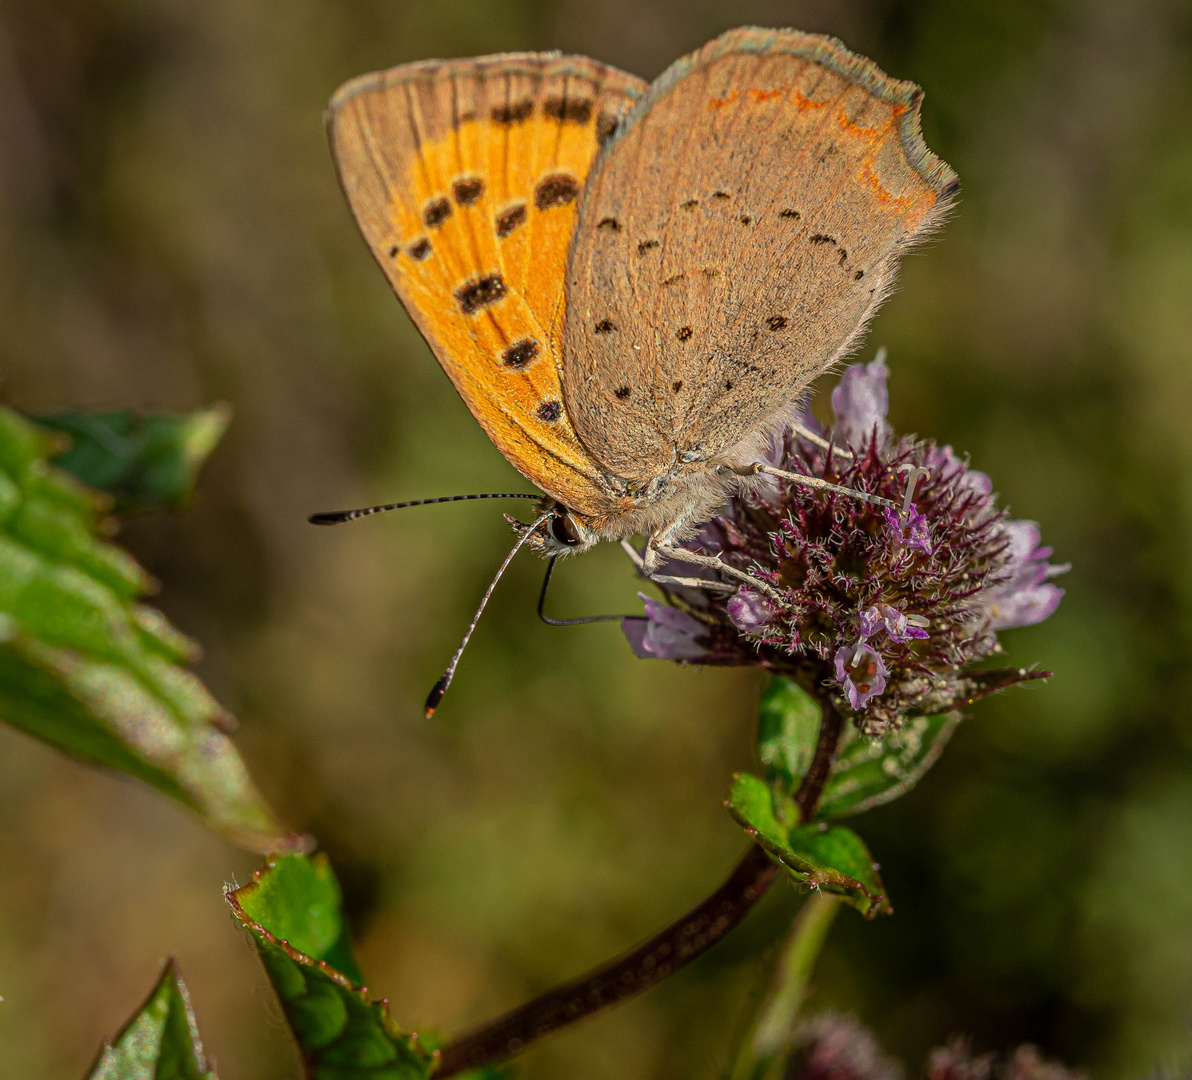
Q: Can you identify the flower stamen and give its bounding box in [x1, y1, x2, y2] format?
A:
[898, 464, 931, 515]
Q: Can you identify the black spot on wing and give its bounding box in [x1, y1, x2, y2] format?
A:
[615, 386, 631, 400]
[680, 199, 698, 211]
[423, 198, 452, 228]
[637, 239, 659, 255]
[854, 269, 865, 280]
[535, 173, 580, 210]
[496, 203, 527, 238]
[767, 315, 788, 331]
[594, 320, 616, 334]
[809, 234, 836, 246]
[780, 208, 800, 219]
[492, 100, 533, 124]
[453, 178, 484, 206]
[597, 217, 620, 232]
[408, 238, 432, 261]
[502, 339, 539, 368]
[455, 273, 507, 315]
[544, 96, 593, 123]
[537, 400, 563, 422]
[676, 326, 692, 341]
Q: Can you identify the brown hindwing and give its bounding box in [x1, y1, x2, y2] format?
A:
[562, 27, 957, 482]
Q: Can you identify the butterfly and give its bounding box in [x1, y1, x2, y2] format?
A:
[323, 27, 956, 709]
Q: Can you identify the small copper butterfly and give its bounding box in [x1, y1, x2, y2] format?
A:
[324, 27, 957, 708]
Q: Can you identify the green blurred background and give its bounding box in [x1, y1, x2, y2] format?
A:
[1, 0, 1190, 1076]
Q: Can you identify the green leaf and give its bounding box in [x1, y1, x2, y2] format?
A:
[86, 959, 217, 1079]
[726, 773, 892, 918]
[228, 854, 436, 1080]
[817, 712, 962, 818]
[0, 406, 294, 853]
[36, 405, 231, 512]
[756, 676, 822, 796]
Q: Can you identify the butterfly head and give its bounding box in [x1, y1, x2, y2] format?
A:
[506, 500, 601, 557]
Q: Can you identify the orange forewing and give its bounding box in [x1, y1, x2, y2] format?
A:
[327, 56, 647, 515]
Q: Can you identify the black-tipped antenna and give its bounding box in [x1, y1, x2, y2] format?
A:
[309, 492, 541, 526]
[425, 507, 554, 718]
[537, 556, 645, 626]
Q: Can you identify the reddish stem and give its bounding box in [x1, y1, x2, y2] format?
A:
[436, 844, 777, 1076]
[434, 702, 844, 1077]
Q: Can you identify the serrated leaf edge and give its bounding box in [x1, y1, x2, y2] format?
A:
[224, 866, 439, 1067]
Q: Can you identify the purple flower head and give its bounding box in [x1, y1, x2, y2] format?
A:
[791, 1013, 903, 1080]
[831, 350, 891, 450]
[621, 352, 1065, 734]
[835, 639, 890, 710]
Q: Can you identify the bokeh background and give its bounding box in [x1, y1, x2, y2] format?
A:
[2, 0, 1191, 1076]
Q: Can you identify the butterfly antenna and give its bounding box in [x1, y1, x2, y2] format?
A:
[537, 556, 644, 626]
[309, 492, 541, 526]
[425, 507, 554, 718]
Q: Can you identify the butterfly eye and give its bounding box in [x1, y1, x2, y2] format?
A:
[551, 513, 581, 547]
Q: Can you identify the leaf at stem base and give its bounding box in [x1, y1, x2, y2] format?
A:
[725, 773, 891, 918]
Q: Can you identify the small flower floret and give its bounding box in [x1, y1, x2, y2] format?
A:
[834, 639, 890, 710]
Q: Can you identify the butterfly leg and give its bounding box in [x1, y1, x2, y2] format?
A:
[788, 423, 854, 459]
[649, 543, 785, 602]
[619, 540, 737, 594]
[733, 462, 896, 511]
[633, 521, 784, 601]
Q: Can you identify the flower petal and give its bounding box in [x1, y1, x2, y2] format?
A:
[831, 353, 891, 450]
[622, 594, 711, 660]
[989, 583, 1065, 631]
[727, 588, 776, 632]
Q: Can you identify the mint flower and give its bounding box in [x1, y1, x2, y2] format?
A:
[622, 594, 710, 661]
[623, 355, 1064, 734]
[834, 639, 890, 710]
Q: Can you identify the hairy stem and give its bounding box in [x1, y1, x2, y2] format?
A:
[435, 698, 845, 1077]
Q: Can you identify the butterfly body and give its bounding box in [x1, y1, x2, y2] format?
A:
[327, 27, 956, 561]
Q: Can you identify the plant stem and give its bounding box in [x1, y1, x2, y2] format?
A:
[436, 845, 779, 1077]
[793, 701, 843, 820]
[730, 892, 840, 1080]
[435, 700, 845, 1078]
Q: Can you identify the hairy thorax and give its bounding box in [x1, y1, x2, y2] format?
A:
[525, 423, 778, 557]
